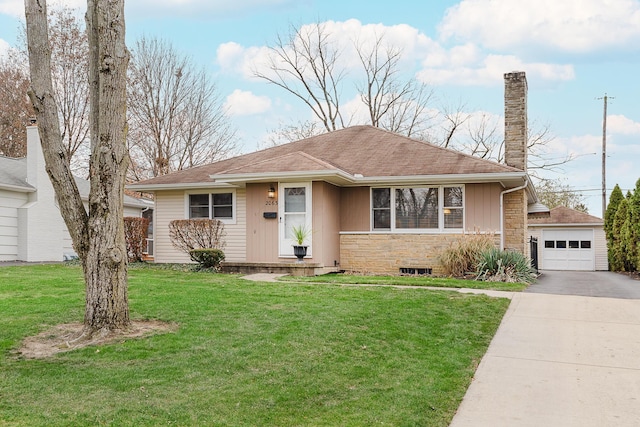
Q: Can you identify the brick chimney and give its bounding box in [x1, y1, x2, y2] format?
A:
[504, 71, 527, 171]
[502, 71, 529, 256]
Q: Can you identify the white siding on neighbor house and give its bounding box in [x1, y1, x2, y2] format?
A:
[0, 190, 28, 261]
[153, 188, 246, 263]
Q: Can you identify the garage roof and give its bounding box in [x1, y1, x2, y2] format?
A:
[528, 206, 603, 226]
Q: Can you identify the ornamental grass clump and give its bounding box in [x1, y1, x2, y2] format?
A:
[475, 247, 536, 284]
[438, 232, 496, 277]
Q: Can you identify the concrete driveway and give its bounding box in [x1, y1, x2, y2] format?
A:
[450, 271, 640, 426]
[527, 270, 640, 299]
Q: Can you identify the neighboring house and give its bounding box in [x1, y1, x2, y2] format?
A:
[128, 72, 541, 275]
[528, 206, 608, 271]
[0, 125, 150, 262]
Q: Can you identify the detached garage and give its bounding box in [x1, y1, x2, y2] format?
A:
[528, 206, 608, 271]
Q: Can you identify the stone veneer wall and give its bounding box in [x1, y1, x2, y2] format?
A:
[339, 233, 500, 275]
[503, 189, 528, 256]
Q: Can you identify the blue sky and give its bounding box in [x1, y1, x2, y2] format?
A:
[2, 0, 639, 216]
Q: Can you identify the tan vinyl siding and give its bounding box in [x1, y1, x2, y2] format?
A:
[154, 188, 246, 263]
[340, 187, 370, 231]
[246, 183, 279, 262]
[465, 183, 501, 232]
[0, 190, 27, 261]
[312, 182, 341, 267]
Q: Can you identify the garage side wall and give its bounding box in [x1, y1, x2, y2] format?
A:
[594, 227, 608, 271]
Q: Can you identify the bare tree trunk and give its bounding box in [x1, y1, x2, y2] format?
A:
[24, 0, 89, 259]
[25, 0, 130, 334]
[84, 0, 130, 331]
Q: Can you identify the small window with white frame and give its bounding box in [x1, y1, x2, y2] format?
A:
[443, 186, 464, 229]
[188, 191, 235, 223]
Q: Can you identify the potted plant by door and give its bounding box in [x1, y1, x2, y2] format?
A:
[291, 224, 311, 263]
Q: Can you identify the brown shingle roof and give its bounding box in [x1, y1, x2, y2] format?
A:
[529, 206, 603, 225]
[132, 125, 522, 187]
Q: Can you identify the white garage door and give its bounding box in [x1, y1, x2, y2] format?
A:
[541, 229, 595, 271]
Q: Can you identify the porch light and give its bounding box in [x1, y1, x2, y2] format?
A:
[268, 185, 276, 198]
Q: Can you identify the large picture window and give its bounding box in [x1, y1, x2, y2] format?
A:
[395, 188, 438, 229]
[188, 192, 235, 222]
[372, 186, 464, 231]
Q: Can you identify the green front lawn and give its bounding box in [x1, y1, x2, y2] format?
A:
[281, 272, 528, 291]
[0, 264, 510, 426]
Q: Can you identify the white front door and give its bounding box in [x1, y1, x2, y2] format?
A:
[279, 183, 312, 257]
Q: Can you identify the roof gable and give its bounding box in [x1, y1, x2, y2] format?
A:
[132, 125, 524, 187]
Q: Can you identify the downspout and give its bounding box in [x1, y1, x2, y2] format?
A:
[499, 180, 528, 251]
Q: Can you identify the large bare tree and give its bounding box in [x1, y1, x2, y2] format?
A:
[356, 34, 434, 140]
[255, 23, 436, 140]
[254, 22, 347, 133]
[256, 22, 575, 174]
[0, 54, 33, 157]
[127, 36, 236, 180]
[25, 0, 130, 335]
[47, 5, 90, 172]
[15, 5, 91, 172]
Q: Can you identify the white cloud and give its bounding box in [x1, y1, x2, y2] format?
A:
[224, 89, 271, 116]
[439, 0, 640, 53]
[216, 42, 272, 80]
[217, 19, 439, 79]
[417, 53, 574, 86]
[554, 134, 601, 158]
[126, 0, 295, 19]
[1, 0, 84, 17]
[219, 18, 576, 88]
[0, 0, 24, 17]
[608, 114, 640, 135]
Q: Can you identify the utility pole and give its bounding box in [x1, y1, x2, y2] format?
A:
[597, 94, 613, 218]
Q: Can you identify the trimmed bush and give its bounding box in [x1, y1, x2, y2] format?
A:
[438, 233, 496, 277]
[169, 219, 226, 254]
[124, 217, 150, 262]
[189, 248, 225, 270]
[475, 248, 536, 284]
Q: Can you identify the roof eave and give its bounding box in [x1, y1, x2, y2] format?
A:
[210, 170, 355, 186]
[0, 183, 36, 193]
[129, 171, 533, 191]
[127, 181, 239, 192]
[355, 172, 529, 186]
